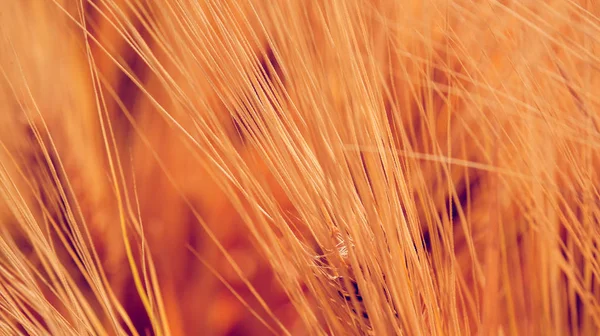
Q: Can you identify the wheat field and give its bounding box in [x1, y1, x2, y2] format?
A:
[1, 0, 600, 335]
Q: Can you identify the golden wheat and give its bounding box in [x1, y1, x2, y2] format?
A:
[1, 0, 600, 335]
